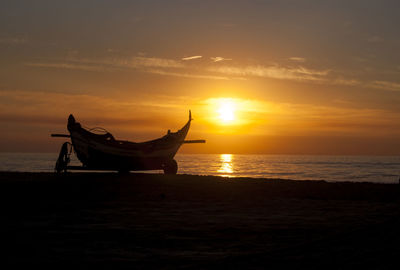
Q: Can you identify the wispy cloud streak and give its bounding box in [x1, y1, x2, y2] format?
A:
[24, 62, 113, 72]
[210, 57, 232, 62]
[182, 55, 202, 61]
[208, 65, 329, 82]
[133, 56, 184, 68]
[369, 80, 400, 92]
[148, 69, 228, 80]
[24, 55, 232, 80]
[25, 56, 184, 72]
[28, 54, 400, 89]
[289, 57, 306, 62]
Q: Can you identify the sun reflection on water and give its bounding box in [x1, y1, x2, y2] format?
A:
[218, 154, 234, 176]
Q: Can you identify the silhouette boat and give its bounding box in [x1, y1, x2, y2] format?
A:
[52, 111, 205, 174]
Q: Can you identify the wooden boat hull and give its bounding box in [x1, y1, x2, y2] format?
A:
[67, 112, 191, 171]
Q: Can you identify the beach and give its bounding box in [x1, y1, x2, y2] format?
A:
[1, 172, 399, 268]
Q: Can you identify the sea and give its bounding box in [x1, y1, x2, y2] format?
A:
[0, 153, 399, 184]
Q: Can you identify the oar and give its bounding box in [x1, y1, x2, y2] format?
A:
[51, 134, 71, 138]
[183, 140, 206, 144]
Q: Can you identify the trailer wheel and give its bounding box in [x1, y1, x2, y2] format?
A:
[163, 159, 178, 175]
[55, 142, 71, 174]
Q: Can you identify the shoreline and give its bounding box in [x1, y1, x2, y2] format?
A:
[1, 172, 399, 268]
[0, 170, 399, 184]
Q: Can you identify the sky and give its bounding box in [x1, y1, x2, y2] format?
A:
[1, 0, 400, 155]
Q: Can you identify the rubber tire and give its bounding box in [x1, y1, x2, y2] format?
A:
[163, 159, 178, 175]
[55, 142, 70, 174]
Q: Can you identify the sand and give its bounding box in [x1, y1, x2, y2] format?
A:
[1, 172, 399, 268]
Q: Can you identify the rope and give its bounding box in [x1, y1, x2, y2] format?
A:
[82, 125, 109, 134]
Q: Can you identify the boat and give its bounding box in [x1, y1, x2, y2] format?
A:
[52, 111, 205, 174]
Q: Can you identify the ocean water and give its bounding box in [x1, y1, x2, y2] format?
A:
[0, 153, 399, 183]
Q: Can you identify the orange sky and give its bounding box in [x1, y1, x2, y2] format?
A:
[1, 1, 400, 155]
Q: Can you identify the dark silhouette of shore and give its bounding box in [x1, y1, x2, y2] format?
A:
[1, 172, 399, 268]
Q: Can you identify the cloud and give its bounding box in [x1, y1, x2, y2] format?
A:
[0, 112, 174, 128]
[24, 62, 113, 72]
[289, 57, 306, 62]
[25, 55, 232, 80]
[133, 56, 184, 68]
[182, 55, 202, 61]
[148, 69, 228, 80]
[0, 90, 190, 129]
[210, 57, 232, 62]
[74, 56, 184, 69]
[25, 55, 185, 72]
[261, 102, 400, 136]
[25, 54, 383, 89]
[369, 80, 400, 92]
[208, 65, 329, 82]
[58, 55, 185, 69]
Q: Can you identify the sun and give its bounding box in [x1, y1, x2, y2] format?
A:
[217, 100, 236, 123]
[206, 97, 244, 126]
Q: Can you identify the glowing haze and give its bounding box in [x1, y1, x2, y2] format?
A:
[1, 1, 400, 155]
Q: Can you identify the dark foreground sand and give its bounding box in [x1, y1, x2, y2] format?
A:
[1, 172, 399, 269]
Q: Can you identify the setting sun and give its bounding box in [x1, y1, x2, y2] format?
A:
[218, 101, 235, 123]
[204, 97, 261, 128]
